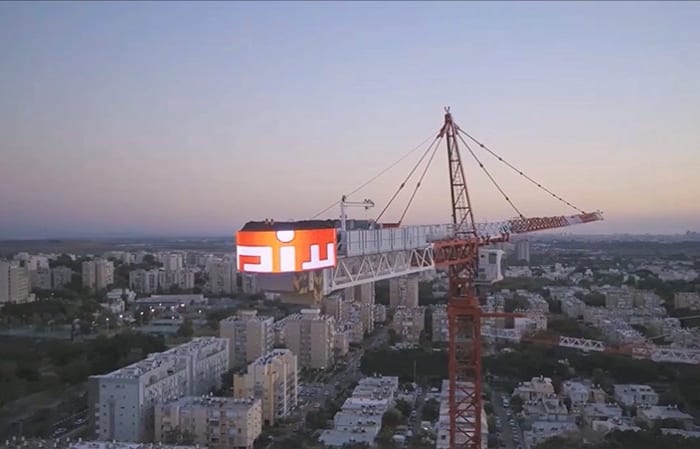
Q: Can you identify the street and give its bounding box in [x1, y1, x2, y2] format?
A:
[490, 390, 522, 449]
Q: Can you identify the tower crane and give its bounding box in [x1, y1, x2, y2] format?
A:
[391, 108, 604, 449]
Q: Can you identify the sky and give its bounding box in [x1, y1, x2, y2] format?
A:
[1, 1, 699, 239]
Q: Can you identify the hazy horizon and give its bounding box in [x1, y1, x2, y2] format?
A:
[2, 2, 699, 239]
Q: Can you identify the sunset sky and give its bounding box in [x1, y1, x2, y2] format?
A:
[1, 2, 699, 238]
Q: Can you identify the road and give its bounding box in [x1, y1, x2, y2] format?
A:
[411, 386, 427, 437]
[264, 324, 390, 448]
[490, 390, 521, 449]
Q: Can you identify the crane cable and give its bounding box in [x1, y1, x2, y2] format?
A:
[455, 132, 526, 220]
[311, 133, 437, 219]
[397, 136, 444, 225]
[457, 128, 585, 214]
[374, 135, 441, 223]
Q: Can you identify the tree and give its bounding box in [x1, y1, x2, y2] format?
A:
[177, 318, 194, 338]
[395, 399, 413, 418]
[422, 399, 440, 422]
[381, 408, 404, 429]
[510, 395, 523, 413]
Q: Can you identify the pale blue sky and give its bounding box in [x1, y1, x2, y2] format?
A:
[1, 1, 699, 238]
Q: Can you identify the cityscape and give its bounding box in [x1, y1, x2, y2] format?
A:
[1, 3, 699, 449]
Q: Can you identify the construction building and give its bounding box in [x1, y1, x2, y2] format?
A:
[436, 379, 488, 449]
[155, 396, 262, 449]
[232, 349, 298, 426]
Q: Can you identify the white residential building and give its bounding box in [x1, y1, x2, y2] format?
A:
[613, 384, 659, 407]
[319, 376, 398, 447]
[82, 259, 114, 291]
[155, 396, 261, 449]
[220, 310, 274, 368]
[88, 337, 229, 442]
[561, 380, 590, 406]
[129, 269, 161, 294]
[282, 309, 335, 370]
[392, 306, 425, 344]
[52, 266, 73, 289]
[158, 268, 196, 290]
[0, 260, 32, 304]
[389, 276, 419, 308]
[674, 292, 700, 310]
[233, 349, 298, 426]
[637, 405, 694, 427]
[30, 267, 52, 290]
[523, 421, 577, 448]
[208, 258, 238, 295]
[432, 305, 448, 343]
[514, 376, 555, 402]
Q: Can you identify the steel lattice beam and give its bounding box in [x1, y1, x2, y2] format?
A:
[324, 247, 434, 294]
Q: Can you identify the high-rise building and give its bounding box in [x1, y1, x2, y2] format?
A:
[51, 266, 73, 289]
[155, 396, 262, 449]
[159, 252, 184, 272]
[82, 259, 114, 290]
[392, 306, 426, 344]
[31, 267, 53, 290]
[220, 310, 274, 368]
[431, 305, 448, 343]
[355, 282, 375, 305]
[0, 261, 32, 304]
[233, 349, 298, 426]
[208, 258, 238, 295]
[129, 268, 160, 294]
[389, 276, 419, 308]
[282, 309, 335, 370]
[515, 240, 530, 263]
[158, 268, 195, 290]
[88, 337, 229, 442]
[323, 295, 346, 322]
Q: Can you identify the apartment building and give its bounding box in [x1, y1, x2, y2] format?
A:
[158, 269, 196, 291]
[432, 305, 448, 343]
[82, 259, 114, 290]
[52, 266, 73, 289]
[392, 306, 425, 344]
[220, 310, 274, 368]
[389, 276, 419, 308]
[0, 260, 32, 304]
[233, 349, 298, 426]
[374, 304, 387, 323]
[88, 338, 229, 442]
[613, 384, 659, 407]
[282, 309, 335, 370]
[323, 295, 346, 322]
[319, 376, 398, 447]
[208, 258, 238, 295]
[674, 292, 700, 310]
[129, 269, 161, 294]
[155, 396, 262, 449]
[515, 239, 530, 263]
[514, 376, 555, 402]
[30, 267, 52, 290]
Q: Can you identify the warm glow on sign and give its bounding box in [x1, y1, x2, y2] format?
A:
[236, 228, 337, 273]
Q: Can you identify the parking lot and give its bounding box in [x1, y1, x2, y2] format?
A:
[490, 390, 523, 449]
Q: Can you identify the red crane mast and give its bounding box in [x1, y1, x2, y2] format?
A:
[430, 108, 603, 449]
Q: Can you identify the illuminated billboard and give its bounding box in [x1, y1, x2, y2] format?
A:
[236, 228, 337, 273]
